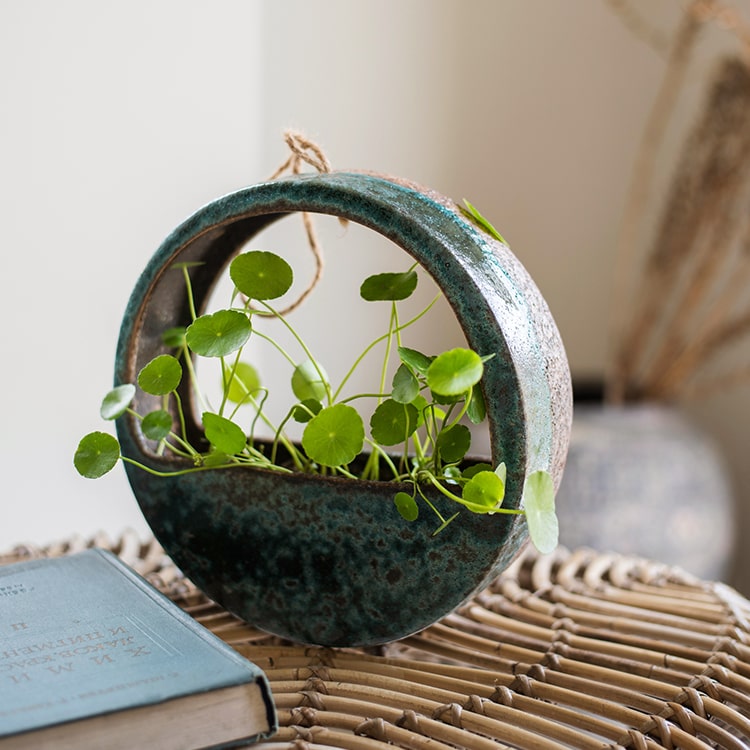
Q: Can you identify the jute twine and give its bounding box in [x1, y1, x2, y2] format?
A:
[263, 130, 343, 316]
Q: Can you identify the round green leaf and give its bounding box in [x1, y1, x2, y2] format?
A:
[202, 412, 247, 455]
[141, 410, 173, 441]
[426, 348, 484, 397]
[462, 470, 505, 513]
[137, 355, 183, 396]
[397, 346, 433, 376]
[186, 310, 251, 358]
[436, 423, 471, 463]
[370, 399, 418, 446]
[74, 432, 120, 478]
[360, 270, 418, 301]
[291, 359, 328, 402]
[100, 384, 136, 420]
[226, 362, 262, 404]
[392, 363, 420, 404]
[229, 250, 293, 300]
[161, 326, 186, 348]
[302, 404, 364, 467]
[394, 491, 418, 522]
[523, 470, 559, 554]
[292, 398, 323, 423]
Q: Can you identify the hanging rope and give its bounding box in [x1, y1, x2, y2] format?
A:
[265, 130, 338, 315]
[268, 130, 333, 179]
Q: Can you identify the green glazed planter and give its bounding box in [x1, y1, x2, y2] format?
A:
[115, 171, 572, 647]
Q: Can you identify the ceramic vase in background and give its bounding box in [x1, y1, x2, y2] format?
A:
[556, 384, 736, 580]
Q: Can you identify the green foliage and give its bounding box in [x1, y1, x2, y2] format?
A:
[397, 346, 432, 376]
[291, 360, 329, 402]
[226, 362, 262, 404]
[74, 432, 120, 478]
[461, 199, 507, 245]
[426, 348, 484, 397]
[360, 270, 418, 301]
[137, 355, 182, 396]
[161, 326, 186, 348]
[100, 384, 135, 420]
[203, 412, 247, 455]
[142, 410, 173, 441]
[186, 310, 251, 358]
[391, 363, 420, 404]
[461, 470, 505, 513]
[522, 470, 559, 554]
[466, 383, 487, 424]
[230, 250, 294, 300]
[370, 399, 418, 446]
[302, 404, 364, 466]
[435, 423, 471, 463]
[394, 491, 419, 521]
[75, 232, 559, 554]
[292, 398, 322, 423]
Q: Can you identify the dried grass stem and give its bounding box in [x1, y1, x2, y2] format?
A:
[609, 45, 750, 402]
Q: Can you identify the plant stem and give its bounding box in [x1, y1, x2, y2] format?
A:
[220, 348, 246, 416]
[363, 439, 401, 481]
[179, 343, 211, 414]
[182, 266, 198, 322]
[271, 406, 305, 469]
[120, 454, 292, 477]
[244, 325, 298, 369]
[377, 302, 397, 399]
[338, 393, 390, 404]
[259, 300, 333, 404]
[422, 472, 523, 516]
[445, 390, 472, 430]
[333, 294, 441, 401]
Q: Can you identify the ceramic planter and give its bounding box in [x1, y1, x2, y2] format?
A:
[115, 171, 572, 647]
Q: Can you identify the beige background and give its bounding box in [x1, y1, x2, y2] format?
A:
[2, 1, 748, 593]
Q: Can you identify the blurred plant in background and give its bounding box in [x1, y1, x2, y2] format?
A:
[605, 0, 750, 403]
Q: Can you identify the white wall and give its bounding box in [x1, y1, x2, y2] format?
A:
[0, 1, 265, 548]
[2, 1, 748, 593]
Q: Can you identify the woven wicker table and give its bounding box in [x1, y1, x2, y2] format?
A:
[2, 532, 749, 749]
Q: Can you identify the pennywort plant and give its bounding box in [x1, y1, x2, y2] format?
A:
[75, 214, 558, 553]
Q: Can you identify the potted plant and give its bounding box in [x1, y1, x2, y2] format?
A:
[74, 150, 572, 647]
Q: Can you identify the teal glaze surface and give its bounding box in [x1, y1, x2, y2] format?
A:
[115, 172, 572, 647]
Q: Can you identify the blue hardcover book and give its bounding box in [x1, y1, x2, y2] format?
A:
[0, 548, 277, 749]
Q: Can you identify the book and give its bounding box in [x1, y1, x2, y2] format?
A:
[0, 548, 277, 749]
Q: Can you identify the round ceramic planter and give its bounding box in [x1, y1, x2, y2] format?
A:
[556, 390, 735, 579]
[115, 171, 572, 647]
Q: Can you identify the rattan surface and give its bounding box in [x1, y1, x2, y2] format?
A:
[2, 531, 749, 749]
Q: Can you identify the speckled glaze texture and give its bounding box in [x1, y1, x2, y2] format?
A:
[115, 172, 572, 647]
